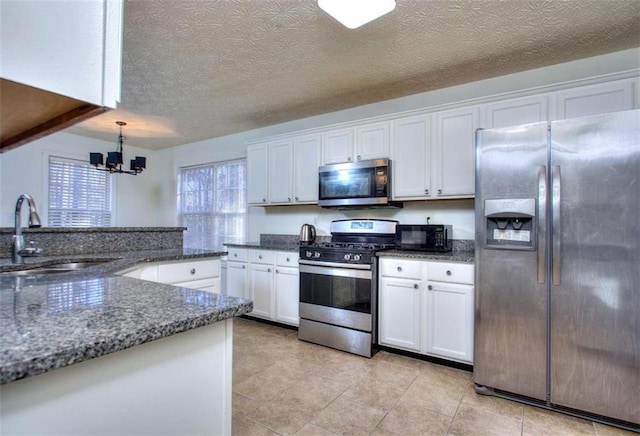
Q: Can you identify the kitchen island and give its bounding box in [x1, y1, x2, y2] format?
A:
[0, 249, 252, 435]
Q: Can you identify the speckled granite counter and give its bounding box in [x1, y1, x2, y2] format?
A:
[377, 249, 475, 263]
[0, 248, 253, 385]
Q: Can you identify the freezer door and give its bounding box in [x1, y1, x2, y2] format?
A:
[550, 109, 640, 424]
[474, 122, 549, 401]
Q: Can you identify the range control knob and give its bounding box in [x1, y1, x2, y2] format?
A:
[313, 251, 321, 259]
[305, 251, 312, 258]
[353, 254, 361, 261]
[343, 254, 351, 261]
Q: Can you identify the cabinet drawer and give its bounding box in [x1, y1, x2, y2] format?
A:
[250, 249, 275, 264]
[380, 259, 422, 279]
[276, 251, 299, 267]
[157, 259, 221, 284]
[426, 262, 474, 284]
[174, 277, 221, 294]
[227, 247, 248, 262]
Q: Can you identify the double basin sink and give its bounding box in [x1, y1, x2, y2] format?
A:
[0, 259, 114, 277]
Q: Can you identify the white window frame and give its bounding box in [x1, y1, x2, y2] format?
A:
[177, 159, 247, 250]
[44, 150, 115, 227]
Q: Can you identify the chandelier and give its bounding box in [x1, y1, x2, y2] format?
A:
[90, 121, 146, 175]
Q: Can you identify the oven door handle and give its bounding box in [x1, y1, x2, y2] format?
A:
[298, 259, 372, 270]
[299, 262, 372, 279]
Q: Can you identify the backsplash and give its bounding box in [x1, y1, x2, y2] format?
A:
[0, 227, 185, 258]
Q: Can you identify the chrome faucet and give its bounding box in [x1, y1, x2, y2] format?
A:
[12, 194, 43, 264]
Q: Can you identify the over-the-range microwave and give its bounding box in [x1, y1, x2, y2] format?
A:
[317, 158, 402, 209]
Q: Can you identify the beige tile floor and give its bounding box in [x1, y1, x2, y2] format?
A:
[232, 318, 636, 436]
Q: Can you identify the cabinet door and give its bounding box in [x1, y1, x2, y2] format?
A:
[484, 95, 548, 128]
[434, 107, 479, 197]
[226, 261, 248, 299]
[355, 122, 389, 161]
[249, 264, 274, 319]
[322, 129, 354, 164]
[379, 277, 422, 352]
[274, 266, 299, 326]
[247, 144, 268, 205]
[293, 134, 321, 203]
[391, 114, 432, 199]
[268, 139, 294, 204]
[424, 281, 474, 363]
[555, 79, 634, 120]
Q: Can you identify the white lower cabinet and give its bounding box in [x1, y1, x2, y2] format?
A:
[378, 258, 474, 364]
[225, 248, 300, 326]
[117, 258, 221, 294]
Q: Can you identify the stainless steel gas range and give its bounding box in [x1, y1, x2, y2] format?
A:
[298, 219, 398, 357]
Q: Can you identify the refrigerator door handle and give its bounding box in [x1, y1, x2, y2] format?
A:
[552, 165, 561, 285]
[537, 165, 547, 284]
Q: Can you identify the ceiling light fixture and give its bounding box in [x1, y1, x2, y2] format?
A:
[318, 0, 396, 29]
[90, 121, 146, 175]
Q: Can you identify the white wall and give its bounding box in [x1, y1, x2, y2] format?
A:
[0, 132, 160, 227]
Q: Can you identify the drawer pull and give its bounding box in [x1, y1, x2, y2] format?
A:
[397, 266, 403, 272]
[428, 285, 433, 291]
[258, 255, 263, 259]
[268, 268, 272, 273]
[234, 253, 238, 257]
[242, 265, 246, 269]
[446, 270, 452, 276]
[275, 269, 279, 273]
[190, 268, 196, 275]
[413, 284, 419, 289]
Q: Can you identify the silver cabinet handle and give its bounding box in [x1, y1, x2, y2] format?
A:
[425, 189, 429, 194]
[357, 155, 361, 161]
[552, 165, 561, 285]
[397, 266, 402, 272]
[267, 268, 272, 273]
[437, 189, 442, 194]
[413, 284, 419, 289]
[258, 255, 262, 259]
[295, 197, 299, 201]
[190, 268, 196, 275]
[275, 269, 279, 273]
[347, 156, 352, 162]
[233, 253, 238, 257]
[286, 257, 290, 262]
[446, 270, 452, 276]
[428, 285, 433, 291]
[242, 265, 246, 269]
[288, 197, 291, 202]
[537, 165, 547, 284]
[262, 198, 266, 203]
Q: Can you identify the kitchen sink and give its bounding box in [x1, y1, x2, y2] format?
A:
[0, 259, 115, 277]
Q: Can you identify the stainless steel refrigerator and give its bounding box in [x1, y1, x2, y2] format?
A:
[474, 109, 639, 429]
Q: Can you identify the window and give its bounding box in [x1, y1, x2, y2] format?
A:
[48, 155, 112, 227]
[178, 159, 247, 249]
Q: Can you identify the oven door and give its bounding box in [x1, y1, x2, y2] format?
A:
[299, 262, 373, 332]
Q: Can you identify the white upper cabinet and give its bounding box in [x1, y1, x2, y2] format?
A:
[0, 0, 122, 106]
[293, 134, 321, 203]
[434, 106, 480, 197]
[555, 79, 634, 120]
[322, 122, 390, 165]
[484, 95, 549, 128]
[322, 129, 354, 164]
[268, 139, 294, 204]
[391, 114, 432, 200]
[355, 122, 390, 162]
[247, 144, 268, 205]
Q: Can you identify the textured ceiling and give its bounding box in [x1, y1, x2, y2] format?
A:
[68, 0, 640, 150]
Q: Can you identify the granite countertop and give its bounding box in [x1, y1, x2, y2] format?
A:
[0, 248, 253, 385]
[224, 242, 300, 251]
[377, 249, 475, 263]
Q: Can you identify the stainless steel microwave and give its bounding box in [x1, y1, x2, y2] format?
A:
[318, 158, 402, 209]
[395, 224, 452, 252]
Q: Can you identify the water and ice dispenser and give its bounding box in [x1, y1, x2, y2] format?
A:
[484, 198, 536, 250]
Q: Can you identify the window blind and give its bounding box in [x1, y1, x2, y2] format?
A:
[48, 156, 111, 227]
[178, 159, 247, 250]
